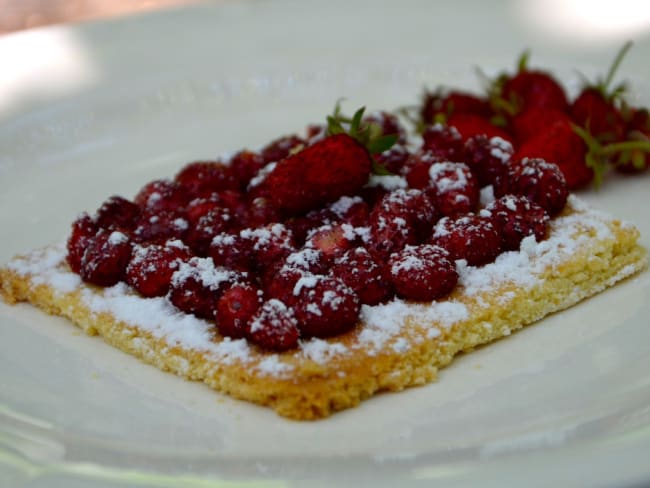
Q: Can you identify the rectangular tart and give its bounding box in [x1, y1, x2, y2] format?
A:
[0, 196, 646, 419]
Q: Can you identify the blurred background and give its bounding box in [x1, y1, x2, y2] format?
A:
[0, 0, 198, 34]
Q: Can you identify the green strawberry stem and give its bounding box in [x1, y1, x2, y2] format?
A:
[601, 41, 633, 95]
[600, 139, 650, 155]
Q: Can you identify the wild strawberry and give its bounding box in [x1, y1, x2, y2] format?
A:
[247, 299, 300, 351]
[216, 284, 263, 339]
[327, 196, 370, 227]
[374, 144, 411, 174]
[66, 213, 99, 274]
[132, 210, 189, 244]
[215, 190, 248, 224]
[512, 115, 593, 190]
[240, 223, 295, 272]
[305, 223, 357, 264]
[175, 161, 238, 198]
[209, 232, 253, 271]
[228, 150, 265, 188]
[260, 134, 305, 164]
[463, 135, 513, 188]
[245, 197, 282, 228]
[134, 179, 190, 212]
[331, 247, 393, 305]
[421, 90, 491, 124]
[95, 195, 141, 231]
[126, 240, 192, 297]
[421, 123, 463, 160]
[263, 266, 305, 305]
[447, 113, 513, 143]
[496, 52, 568, 115]
[507, 158, 568, 216]
[388, 244, 458, 301]
[368, 189, 436, 259]
[426, 161, 480, 218]
[485, 195, 549, 251]
[79, 230, 132, 287]
[185, 194, 222, 225]
[284, 208, 333, 246]
[168, 257, 244, 319]
[292, 275, 360, 338]
[185, 207, 232, 256]
[432, 214, 501, 266]
[261, 134, 372, 215]
[404, 150, 446, 188]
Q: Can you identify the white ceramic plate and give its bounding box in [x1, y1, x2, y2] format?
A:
[1, 1, 650, 486]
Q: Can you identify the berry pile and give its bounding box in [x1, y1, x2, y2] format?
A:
[419, 42, 650, 188]
[65, 102, 571, 352]
[65, 44, 650, 352]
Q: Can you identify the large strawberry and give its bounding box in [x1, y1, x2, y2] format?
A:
[262, 133, 372, 215]
[447, 113, 513, 143]
[512, 114, 595, 189]
[421, 89, 492, 125]
[570, 42, 631, 144]
[493, 51, 568, 116]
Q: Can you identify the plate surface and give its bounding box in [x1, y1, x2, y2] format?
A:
[1, 1, 650, 486]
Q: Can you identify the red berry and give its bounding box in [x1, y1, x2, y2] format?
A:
[512, 114, 593, 190]
[261, 134, 305, 164]
[447, 114, 513, 143]
[228, 150, 265, 188]
[508, 158, 569, 216]
[133, 210, 189, 244]
[485, 195, 549, 251]
[331, 247, 393, 305]
[501, 69, 568, 114]
[421, 90, 491, 124]
[571, 88, 624, 143]
[368, 189, 436, 259]
[66, 213, 98, 274]
[421, 123, 463, 160]
[216, 284, 263, 339]
[463, 135, 513, 188]
[405, 150, 446, 188]
[185, 207, 232, 256]
[388, 244, 458, 301]
[432, 214, 502, 266]
[374, 144, 411, 174]
[512, 107, 568, 144]
[292, 275, 360, 338]
[305, 223, 357, 264]
[168, 257, 245, 320]
[247, 299, 300, 351]
[175, 161, 238, 198]
[426, 161, 480, 218]
[95, 195, 141, 231]
[261, 134, 372, 215]
[134, 179, 190, 212]
[245, 197, 282, 228]
[185, 194, 222, 225]
[79, 230, 132, 286]
[327, 196, 370, 227]
[240, 223, 295, 272]
[126, 240, 192, 297]
[209, 232, 253, 271]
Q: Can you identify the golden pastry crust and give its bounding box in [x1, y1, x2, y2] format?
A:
[1, 198, 647, 419]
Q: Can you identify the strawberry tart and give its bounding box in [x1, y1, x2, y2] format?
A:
[1, 61, 649, 419]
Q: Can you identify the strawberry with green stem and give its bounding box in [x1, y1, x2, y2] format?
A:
[570, 42, 632, 144]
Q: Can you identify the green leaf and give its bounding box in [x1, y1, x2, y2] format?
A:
[367, 134, 398, 155]
[371, 159, 394, 176]
[350, 106, 366, 135]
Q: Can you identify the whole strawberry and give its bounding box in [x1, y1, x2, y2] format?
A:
[512, 114, 595, 190]
[570, 42, 631, 144]
[261, 133, 372, 215]
[494, 51, 568, 116]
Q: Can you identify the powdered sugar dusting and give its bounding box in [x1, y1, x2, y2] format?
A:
[3, 197, 641, 376]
